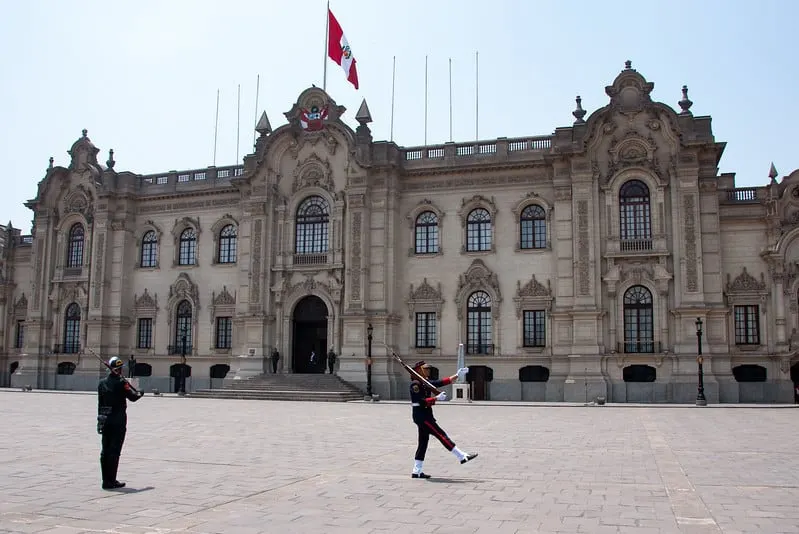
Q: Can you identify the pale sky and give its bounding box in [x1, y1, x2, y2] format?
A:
[2, 0, 796, 233]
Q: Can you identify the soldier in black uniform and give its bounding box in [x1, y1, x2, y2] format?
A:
[409, 360, 477, 479]
[97, 356, 144, 490]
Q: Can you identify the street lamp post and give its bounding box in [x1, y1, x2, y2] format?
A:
[695, 317, 706, 406]
[366, 323, 373, 397]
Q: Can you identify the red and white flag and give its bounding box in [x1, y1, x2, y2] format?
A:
[327, 8, 359, 90]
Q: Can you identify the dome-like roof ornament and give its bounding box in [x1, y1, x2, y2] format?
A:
[572, 95, 586, 124]
[678, 85, 693, 115]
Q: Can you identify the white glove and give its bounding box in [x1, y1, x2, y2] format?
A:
[435, 391, 448, 401]
[456, 367, 469, 381]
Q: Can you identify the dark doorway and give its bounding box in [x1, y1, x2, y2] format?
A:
[466, 365, 493, 400]
[170, 363, 192, 393]
[623, 365, 656, 382]
[791, 363, 799, 403]
[292, 296, 328, 374]
[732, 364, 767, 382]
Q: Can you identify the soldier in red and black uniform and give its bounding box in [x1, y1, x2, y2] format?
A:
[409, 360, 477, 479]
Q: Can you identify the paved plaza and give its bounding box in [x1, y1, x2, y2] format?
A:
[1, 391, 798, 534]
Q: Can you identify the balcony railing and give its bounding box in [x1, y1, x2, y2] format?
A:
[167, 345, 193, 355]
[466, 343, 495, 355]
[726, 188, 758, 202]
[619, 239, 653, 252]
[618, 341, 661, 354]
[293, 253, 329, 266]
[53, 343, 81, 354]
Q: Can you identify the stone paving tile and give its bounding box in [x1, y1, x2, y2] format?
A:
[1, 390, 798, 533]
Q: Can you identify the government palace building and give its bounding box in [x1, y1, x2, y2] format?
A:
[2, 62, 798, 403]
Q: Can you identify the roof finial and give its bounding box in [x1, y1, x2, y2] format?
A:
[624, 60, 632, 70]
[355, 98, 373, 125]
[572, 95, 586, 124]
[82, 128, 88, 138]
[48, 157, 54, 170]
[678, 85, 693, 115]
[255, 111, 272, 136]
[769, 162, 779, 182]
[107, 149, 115, 169]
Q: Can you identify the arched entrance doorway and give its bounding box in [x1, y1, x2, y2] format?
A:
[293, 295, 328, 373]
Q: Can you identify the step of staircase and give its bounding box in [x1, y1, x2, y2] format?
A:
[189, 373, 364, 402]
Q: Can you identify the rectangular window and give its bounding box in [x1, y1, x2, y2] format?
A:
[522, 311, 546, 347]
[216, 317, 233, 349]
[15, 320, 24, 349]
[734, 305, 760, 345]
[137, 318, 153, 349]
[415, 312, 436, 348]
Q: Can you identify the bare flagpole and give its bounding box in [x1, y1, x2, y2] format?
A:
[475, 51, 479, 141]
[253, 74, 260, 147]
[323, 0, 330, 90]
[424, 55, 428, 145]
[213, 89, 220, 166]
[390, 55, 396, 142]
[449, 57, 453, 142]
[236, 83, 241, 164]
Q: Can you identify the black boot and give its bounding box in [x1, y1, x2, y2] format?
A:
[102, 456, 125, 490]
[460, 452, 479, 464]
[411, 472, 431, 479]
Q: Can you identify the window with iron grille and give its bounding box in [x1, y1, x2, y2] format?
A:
[137, 318, 153, 349]
[175, 300, 193, 349]
[414, 211, 439, 254]
[295, 196, 329, 254]
[67, 223, 84, 268]
[15, 320, 24, 349]
[140, 230, 158, 267]
[63, 303, 81, 353]
[523, 310, 546, 347]
[415, 312, 436, 348]
[466, 291, 492, 354]
[466, 209, 492, 252]
[178, 228, 197, 265]
[622, 285, 654, 353]
[734, 305, 760, 345]
[216, 317, 233, 349]
[520, 205, 546, 249]
[218, 224, 237, 263]
[619, 180, 652, 241]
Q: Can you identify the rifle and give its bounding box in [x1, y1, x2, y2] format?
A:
[391, 352, 442, 395]
[84, 347, 141, 395]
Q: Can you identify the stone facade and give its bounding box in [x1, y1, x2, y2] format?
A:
[2, 62, 799, 402]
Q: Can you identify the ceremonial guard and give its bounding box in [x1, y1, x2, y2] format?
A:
[97, 356, 144, 489]
[408, 360, 477, 479]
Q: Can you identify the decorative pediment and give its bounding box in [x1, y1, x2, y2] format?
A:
[284, 274, 342, 305]
[292, 153, 334, 194]
[284, 87, 347, 131]
[171, 216, 200, 238]
[410, 278, 442, 301]
[457, 194, 498, 224]
[213, 286, 236, 306]
[406, 198, 445, 228]
[14, 293, 28, 315]
[51, 282, 88, 308]
[134, 289, 158, 311]
[513, 275, 554, 318]
[726, 267, 767, 293]
[407, 278, 445, 320]
[455, 259, 501, 320]
[605, 131, 664, 185]
[168, 273, 200, 308]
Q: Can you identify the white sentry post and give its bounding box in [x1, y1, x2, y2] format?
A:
[451, 342, 471, 403]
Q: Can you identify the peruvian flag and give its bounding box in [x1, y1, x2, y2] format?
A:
[327, 8, 359, 90]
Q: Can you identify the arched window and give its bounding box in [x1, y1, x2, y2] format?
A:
[295, 196, 329, 254]
[623, 285, 654, 353]
[466, 291, 493, 354]
[178, 228, 197, 266]
[414, 211, 439, 254]
[218, 224, 237, 263]
[466, 208, 492, 252]
[174, 300, 192, 352]
[520, 204, 546, 249]
[63, 303, 81, 354]
[140, 230, 158, 268]
[619, 180, 652, 248]
[66, 223, 85, 268]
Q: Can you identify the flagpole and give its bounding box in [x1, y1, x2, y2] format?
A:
[449, 58, 453, 143]
[253, 74, 260, 147]
[236, 83, 241, 165]
[475, 51, 479, 141]
[323, 0, 329, 91]
[213, 89, 220, 166]
[390, 55, 396, 142]
[424, 55, 428, 146]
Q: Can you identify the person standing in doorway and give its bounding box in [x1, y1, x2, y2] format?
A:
[127, 354, 136, 378]
[271, 348, 280, 374]
[327, 347, 337, 374]
[309, 350, 316, 371]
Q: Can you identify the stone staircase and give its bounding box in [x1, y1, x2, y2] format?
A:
[189, 373, 365, 402]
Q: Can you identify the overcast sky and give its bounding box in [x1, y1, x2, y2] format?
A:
[2, 0, 796, 233]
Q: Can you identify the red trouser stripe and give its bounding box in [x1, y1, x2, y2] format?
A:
[424, 420, 454, 449]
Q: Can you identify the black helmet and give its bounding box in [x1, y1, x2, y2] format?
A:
[108, 357, 124, 370]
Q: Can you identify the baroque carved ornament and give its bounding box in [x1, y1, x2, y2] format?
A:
[513, 275, 554, 318]
[455, 259, 502, 320]
[292, 153, 335, 194]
